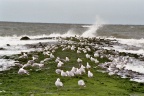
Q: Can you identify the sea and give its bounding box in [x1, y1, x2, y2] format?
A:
[1, 21, 144, 82]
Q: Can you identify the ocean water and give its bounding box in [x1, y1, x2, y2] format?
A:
[1, 22, 144, 82]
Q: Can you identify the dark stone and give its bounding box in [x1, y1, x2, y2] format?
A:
[139, 83, 144, 86]
[2, 55, 10, 59]
[6, 44, 10, 46]
[0, 48, 5, 50]
[20, 36, 30, 40]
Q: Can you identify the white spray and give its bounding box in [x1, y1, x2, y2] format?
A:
[81, 16, 105, 37]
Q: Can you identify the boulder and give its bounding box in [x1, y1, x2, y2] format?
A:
[20, 36, 30, 40]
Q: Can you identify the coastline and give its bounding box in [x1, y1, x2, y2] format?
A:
[0, 36, 144, 95]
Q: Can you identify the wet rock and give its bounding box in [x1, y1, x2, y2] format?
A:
[2, 55, 10, 59]
[0, 48, 5, 50]
[35, 37, 54, 40]
[20, 36, 30, 40]
[6, 44, 10, 46]
[0, 55, 17, 59]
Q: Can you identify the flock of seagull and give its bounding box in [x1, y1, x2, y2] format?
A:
[15, 36, 139, 89]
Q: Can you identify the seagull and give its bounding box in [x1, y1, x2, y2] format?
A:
[65, 57, 70, 62]
[94, 52, 99, 57]
[94, 59, 99, 63]
[71, 45, 75, 51]
[32, 55, 38, 61]
[38, 63, 44, 68]
[27, 60, 34, 65]
[86, 54, 90, 59]
[79, 65, 86, 74]
[77, 58, 82, 63]
[40, 60, 45, 64]
[52, 50, 55, 53]
[86, 47, 91, 52]
[55, 57, 60, 62]
[80, 64, 85, 69]
[55, 69, 62, 74]
[79, 67, 86, 74]
[55, 78, 63, 88]
[90, 57, 95, 62]
[77, 50, 81, 54]
[23, 52, 28, 59]
[50, 53, 55, 58]
[19, 53, 28, 59]
[32, 63, 44, 69]
[83, 49, 87, 53]
[78, 80, 86, 88]
[66, 71, 75, 77]
[57, 61, 64, 68]
[43, 58, 51, 62]
[22, 63, 31, 69]
[61, 70, 67, 77]
[75, 68, 82, 75]
[88, 70, 93, 78]
[86, 62, 91, 69]
[18, 68, 29, 75]
[71, 67, 77, 73]
[15, 63, 23, 68]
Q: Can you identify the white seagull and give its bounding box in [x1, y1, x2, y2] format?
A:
[55, 78, 63, 88]
[55, 69, 62, 74]
[77, 58, 82, 63]
[61, 70, 68, 77]
[18, 68, 29, 75]
[65, 57, 70, 62]
[86, 62, 91, 69]
[88, 70, 93, 78]
[78, 80, 86, 88]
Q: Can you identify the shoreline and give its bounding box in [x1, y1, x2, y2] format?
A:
[1, 36, 144, 82]
[0, 36, 144, 95]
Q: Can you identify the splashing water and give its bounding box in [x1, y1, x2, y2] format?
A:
[0, 35, 57, 55]
[45, 16, 105, 38]
[81, 16, 105, 37]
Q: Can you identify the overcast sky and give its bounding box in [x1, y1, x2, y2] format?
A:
[0, 0, 143, 24]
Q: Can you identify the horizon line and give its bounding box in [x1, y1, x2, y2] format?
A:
[0, 20, 144, 26]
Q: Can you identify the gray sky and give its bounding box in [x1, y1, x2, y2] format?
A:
[0, 0, 143, 24]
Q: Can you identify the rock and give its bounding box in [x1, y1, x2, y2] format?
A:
[2, 55, 10, 59]
[139, 83, 144, 86]
[6, 44, 10, 46]
[0, 48, 5, 50]
[20, 36, 30, 40]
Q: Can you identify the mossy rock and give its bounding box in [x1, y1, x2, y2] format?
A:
[20, 36, 30, 40]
